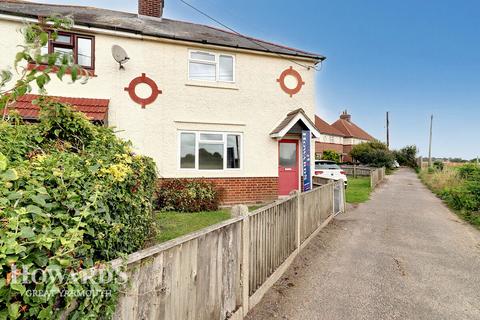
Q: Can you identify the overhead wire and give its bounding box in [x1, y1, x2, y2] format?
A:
[177, 0, 323, 71]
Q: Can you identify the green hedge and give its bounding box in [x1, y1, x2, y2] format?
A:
[0, 100, 157, 319]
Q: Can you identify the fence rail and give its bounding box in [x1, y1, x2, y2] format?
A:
[112, 180, 346, 320]
[341, 165, 386, 189]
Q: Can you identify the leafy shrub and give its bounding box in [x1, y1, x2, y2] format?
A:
[433, 161, 444, 171]
[0, 101, 157, 319]
[420, 164, 480, 227]
[393, 145, 418, 168]
[350, 141, 395, 168]
[321, 150, 341, 163]
[156, 179, 221, 212]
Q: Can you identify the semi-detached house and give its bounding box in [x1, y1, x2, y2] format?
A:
[315, 111, 375, 162]
[0, 0, 325, 204]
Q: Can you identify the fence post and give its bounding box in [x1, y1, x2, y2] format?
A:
[295, 191, 301, 251]
[332, 181, 335, 216]
[232, 205, 250, 316]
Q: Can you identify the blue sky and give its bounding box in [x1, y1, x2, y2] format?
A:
[40, 0, 479, 159]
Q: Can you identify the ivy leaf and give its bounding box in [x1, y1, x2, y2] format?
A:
[37, 306, 52, 320]
[8, 302, 20, 319]
[10, 283, 26, 296]
[56, 65, 67, 80]
[31, 194, 48, 207]
[39, 32, 49, 46]
[1, 169, 18, 181]
[0, 279, 5, 289]
[36, 74, 48, 89]
[0, 153, 7, 171]
[26, 205, 43, 215]
[20, 227, 35, 239]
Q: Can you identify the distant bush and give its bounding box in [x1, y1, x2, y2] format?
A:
[350, 141, 394, 168]
[394, 145, 418, 168]
[156, 179, 221, 212]
[433, 160, 444, 171]
[321, 150, 341, 163]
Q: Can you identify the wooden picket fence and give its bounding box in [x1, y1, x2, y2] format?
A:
[341, 165, 386, 189]
[370, 167, 386, 189]
[110, 180, 345, 320]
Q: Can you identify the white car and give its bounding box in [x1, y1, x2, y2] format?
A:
[314, 160, 348, 187]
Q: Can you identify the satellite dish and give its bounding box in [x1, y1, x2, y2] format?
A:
[112, 45, 130, 70]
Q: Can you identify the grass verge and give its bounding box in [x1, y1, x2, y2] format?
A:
[155, 210, 231, 243]
[346, 177, 372, 203]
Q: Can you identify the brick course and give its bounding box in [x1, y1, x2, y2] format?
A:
[158, 177, 279, 205]
[138, 0, 164, 18]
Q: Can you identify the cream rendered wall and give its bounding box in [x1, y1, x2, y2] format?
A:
[344, 138, 369, 145]
[319, 134, 343, 145]
[0, 18, 318, 178]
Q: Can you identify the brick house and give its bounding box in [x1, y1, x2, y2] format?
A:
[315, 115, 346, 160]
[332, 111, 375, 162]
[315, 111, 375, 163]
[0, 0, 325, 204]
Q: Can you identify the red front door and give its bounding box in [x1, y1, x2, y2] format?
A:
[278, 140, 299, 195]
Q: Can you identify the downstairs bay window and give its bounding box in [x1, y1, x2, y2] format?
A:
[179, 131, 242, 170]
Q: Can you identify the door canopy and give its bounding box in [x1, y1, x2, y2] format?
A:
[270, 108, 321, 139]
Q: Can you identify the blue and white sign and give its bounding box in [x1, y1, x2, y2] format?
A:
[302, 130, 312, 192]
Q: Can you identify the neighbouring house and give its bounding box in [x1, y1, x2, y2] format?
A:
[0, 0, 325, 204]
[314, 115, 346, 161]
[331, 111, 375, 162]
[314, 111, 375, 162]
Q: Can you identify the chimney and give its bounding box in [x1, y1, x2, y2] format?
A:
[138, 0, 164, 19]
[340, 110, 351, 122]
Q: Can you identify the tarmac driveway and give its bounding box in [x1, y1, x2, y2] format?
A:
[246, 168, 480, 320]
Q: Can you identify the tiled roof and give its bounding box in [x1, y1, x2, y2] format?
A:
[270, 108, 320, 138]
[0, 1, 325, 61]
[11, 94, 109, 121]
[331, 118, 374, 141]
[314, 116, 345, 137]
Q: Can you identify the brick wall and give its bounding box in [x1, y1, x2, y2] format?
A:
[315, 141, 344, 155]
[138, 0, 164, 18]
[343, 145, 354, 162]
[158, 177, 279, 205]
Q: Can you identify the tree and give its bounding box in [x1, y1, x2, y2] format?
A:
[393, 145, 418, 168]
[0, 15, 88, 120]
[321, 150, 341, 163]
[350, 140, 395, 168]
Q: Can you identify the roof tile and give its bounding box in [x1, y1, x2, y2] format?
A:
[10, 94, 109, 121]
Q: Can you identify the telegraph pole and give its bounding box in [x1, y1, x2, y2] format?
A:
[428, 114, 433, 167]
[386, 111, 390, 148]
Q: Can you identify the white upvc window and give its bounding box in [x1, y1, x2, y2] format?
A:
[179, 131, 242, 170]
[188, 50, 235, 83]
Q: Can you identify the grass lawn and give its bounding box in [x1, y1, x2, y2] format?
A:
[155, 210, 232, 243]
[346, 177, 372, 203]
[154, 205, 266, 243]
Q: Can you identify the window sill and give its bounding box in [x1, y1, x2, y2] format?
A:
[27, 64, 97, 77]
[185, 81, 238, 90]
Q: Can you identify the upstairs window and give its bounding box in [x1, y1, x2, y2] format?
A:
[41, 32, 95, 70]
[179, 131, 242, 170]
[188, 50, 235, 83]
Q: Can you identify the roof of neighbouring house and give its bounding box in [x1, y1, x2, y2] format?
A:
[0, 1, 325, 61]
[314, 115, 345, 137]
[11, 94, 109, 121]
[331, 118, 374, 141]
[270, 108, 321, 138]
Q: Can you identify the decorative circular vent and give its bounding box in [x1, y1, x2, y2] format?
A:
[277, 67, 305, 97]
[124, 73, 162, 108]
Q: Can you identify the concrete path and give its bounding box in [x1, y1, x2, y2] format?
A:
[246, 168, 480, 320]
